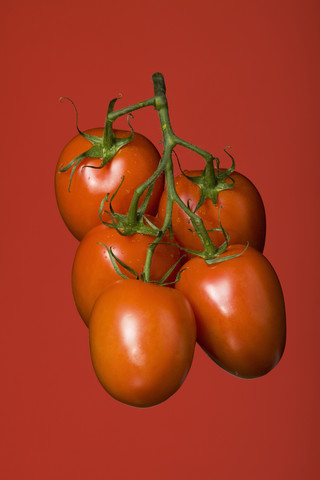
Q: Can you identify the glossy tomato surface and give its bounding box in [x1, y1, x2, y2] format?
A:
[72, 218, 182, 326]
[55, 128, 164, 240]
[175, 245, 286, 378]
[158, 170, 266, 254]
[89, 280, 196, 407]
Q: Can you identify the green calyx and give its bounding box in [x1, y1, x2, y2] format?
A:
[177, 148, 236, 211]
[205, 243, 249, 265]
[98, 177, 161, 237]
[58, 96, 134, 191]
[100, 243, 185, 286]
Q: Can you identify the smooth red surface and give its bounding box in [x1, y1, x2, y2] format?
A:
[175, 246, 286, 378]
[1, 1, 319, 479]
[89, 280, 196, 407]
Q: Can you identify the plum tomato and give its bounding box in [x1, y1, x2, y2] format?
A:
[55, 128, 164, 240]
[158, 170, 266, 254]
[175, 245, 286, 378]
[72, 217, 182, 327]
[89, 279, 196, 407]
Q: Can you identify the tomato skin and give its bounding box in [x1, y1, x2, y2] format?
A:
[158, 170, 266, 254]
[72, 219, 182, 327]
[55, 128, 164, 240]
[175, 245, 286, 378]
[89, 280, 196, 407]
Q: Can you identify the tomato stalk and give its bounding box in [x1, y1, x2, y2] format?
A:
[58, 73, 238, 282]
[142, 74, 223, 281]
[103, 73, 233, 282]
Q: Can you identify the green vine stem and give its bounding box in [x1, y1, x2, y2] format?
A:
[61, 73, 236, 283]
[142, 73, 224, 281]
[102, 73, 230, 281]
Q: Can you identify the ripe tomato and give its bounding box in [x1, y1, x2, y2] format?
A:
[72, 218, 182, 327]
[175, 245, 286, 378]
[89, 279, 196, 407]
[55, 128, 164, 240]
[158, 170, 266, 254]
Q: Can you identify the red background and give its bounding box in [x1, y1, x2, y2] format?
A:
[1, 1, 319, 478]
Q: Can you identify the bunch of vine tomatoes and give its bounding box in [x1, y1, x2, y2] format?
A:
[55, 74, 286, 408]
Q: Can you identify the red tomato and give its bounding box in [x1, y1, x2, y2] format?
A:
[175, 245, 286, 378]
[89, 279, 196, 407]
[55, 128, 164, 240]
[158, 170, 266, 254]
[72, 218, 182, 327]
